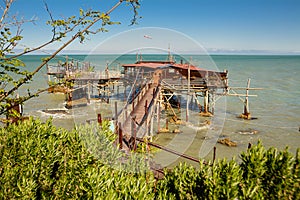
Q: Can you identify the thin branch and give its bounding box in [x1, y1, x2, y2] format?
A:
[2, 19, 22, 52]
[43, 0, 57, 41]
[0, 0, 125, 103]
[0, 0, 14, 28]
[5, 6, 90, 59]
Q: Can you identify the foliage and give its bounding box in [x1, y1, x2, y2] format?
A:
[0, 118, 155, 199]
[155, 141, 299, 200]
[0, 118, 299, 199]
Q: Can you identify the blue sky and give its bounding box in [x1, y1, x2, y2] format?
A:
[8, 0, 300, 54]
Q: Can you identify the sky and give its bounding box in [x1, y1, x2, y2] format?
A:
[5, 0, 300, 54]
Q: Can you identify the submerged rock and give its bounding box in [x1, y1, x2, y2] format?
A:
[217, 138, 237, 147]
[42, 109, 69, 115]
[237, 129, 259, 135]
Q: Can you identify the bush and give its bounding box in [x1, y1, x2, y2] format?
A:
[0, 118, 299, 199]
[155, 141, 299, 199]
[0, 118, 155, 199]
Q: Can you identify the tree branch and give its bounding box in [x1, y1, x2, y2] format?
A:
[0, 0, 127, 103]
[0, 0, 14, 28]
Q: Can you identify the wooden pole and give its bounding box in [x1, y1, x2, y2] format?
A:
[204, 89, 209, 113]
[186, 63, 190, 122]
[213, 146, 216, 163]
[124, 85, 127, 101]
[248, 142, 252, 149]
[150, 113, 154, 138]
[166, 118, 169, 130]
[243, 78, 251, 118]
[157, 101, 161, 133]
[114, 101, 118, 129]
[194, 93, 202, 112]
[118, 122, 122, 149]
[97, 113, 102, 126]
[132, 116, 137, 150]
[132, 100, 135, 112]
[87, 82, 91, 104]
[145, 100, 148, 115]
[211, 91, 215, 115]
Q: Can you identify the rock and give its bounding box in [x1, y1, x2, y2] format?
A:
[200, 112, 213, 117]
[172, 129, 181, 133]
[158, 128, 169, 133]
[218, 138, 237, 147]
[237, 129, 259, 135]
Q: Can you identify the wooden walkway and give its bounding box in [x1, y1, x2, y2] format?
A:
[117, 70, 162, 149]
[122, 83, 157, 134]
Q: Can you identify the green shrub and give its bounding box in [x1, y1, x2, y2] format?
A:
[0, 118, 155, 199]
[0, 118, 299, 199]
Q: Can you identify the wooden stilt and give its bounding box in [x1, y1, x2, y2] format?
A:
[145, 100, 148, 115]
[97, 113, 102, 126]
[166, 118, 169, 130]
[204, 90, 209, 113]
[157, 101, 161, 133]
[186, 63, 190, 122]
[150, 113, 154, 138]
[248, 143, 252, 149]
[114, 101, 118, 129]
[213, 146, 216, 163]
[124, 85, 127, 101]
[240, 78, 252, 119]
[132, 116, 137, 151]
[87, 82, 91, 104]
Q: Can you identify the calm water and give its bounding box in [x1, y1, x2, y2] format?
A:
[16, 54, 300, 164]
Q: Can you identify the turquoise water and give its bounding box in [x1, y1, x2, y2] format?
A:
[14, 54, 300, 164]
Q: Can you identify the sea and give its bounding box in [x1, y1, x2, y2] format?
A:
[9, 54, 300, 166]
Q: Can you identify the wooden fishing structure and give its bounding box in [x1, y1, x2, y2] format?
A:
[46, 57, 122, 108]
[45, 54, 262, 154]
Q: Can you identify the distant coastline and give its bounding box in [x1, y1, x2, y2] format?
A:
[10, 48, 300, 56]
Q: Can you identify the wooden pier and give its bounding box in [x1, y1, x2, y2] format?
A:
[46, 55, 261, 153]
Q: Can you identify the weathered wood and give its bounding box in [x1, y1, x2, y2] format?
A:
[118, 122, 122, 149]
[97, 113, 102, 126]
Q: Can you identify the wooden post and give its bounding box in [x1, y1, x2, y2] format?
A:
[248, 142, 252, 149]
[132, 100, 135, 111]
[97, 113, 102, 126]
[131, 116, 137, 151]
[146, 116, 149, 137]
[242, 78, 251, 119]
[118, 122, 122, 149]
[124, 85, 127, 101]
[150, 113, 154, 138]
[194, 93, 202, 112]
[211, 91, 215, 115]
[87, 82, 91, 104]
[157, 101, 161, 133]
[187, 63, 190, 121]
[6, 100, 22, 124]
[166, 118, 169, 130]
[145, 100, 148, 115]
[114, 101, 118, 129]
[204, 89, 209, 113]
[133, 86, 136, 100]
[213, 146, 216, 163]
